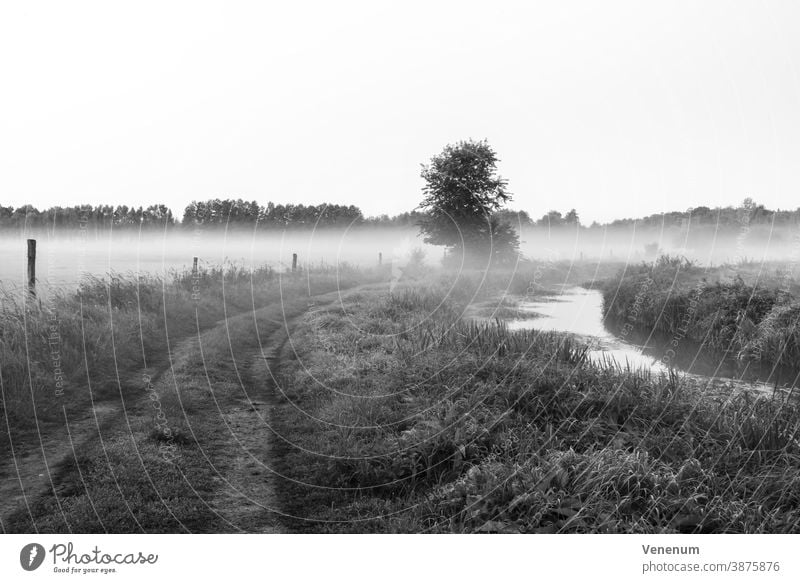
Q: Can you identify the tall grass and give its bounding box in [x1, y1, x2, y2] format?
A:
[274, 272, 800, 533]
[601, 256, 800, 366]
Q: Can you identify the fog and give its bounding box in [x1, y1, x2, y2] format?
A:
[0, 228, 439, 289]
[1, 221, 798, 291]
[519, 223, 800, 266]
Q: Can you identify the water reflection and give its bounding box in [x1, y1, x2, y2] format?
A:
[507, 287, 668, 372]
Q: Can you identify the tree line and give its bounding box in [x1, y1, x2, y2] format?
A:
[185, 200, 362, 228]
[602, 198, 800, 229]
[0, 200, 429, 233]
[499, 199, 800, 230]
[1, 196, 797, 235]
[0, 204, 175, 233]
[182, 200, 429, 229]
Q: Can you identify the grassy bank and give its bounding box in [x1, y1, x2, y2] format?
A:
[273, 271, 800, 533]
[602, 256, 800, 367]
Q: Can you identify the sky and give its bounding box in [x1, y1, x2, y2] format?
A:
[1, 0, 800, 224]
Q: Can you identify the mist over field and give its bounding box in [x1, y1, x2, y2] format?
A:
[2, 219, 799, 292]
[0, 228, 435, 288]
[518, 222, 800, 265]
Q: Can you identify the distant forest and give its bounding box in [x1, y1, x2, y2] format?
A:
[506, 198, 800, 229]
[0, 200, 426, 233]
[1, 197, 798, 233]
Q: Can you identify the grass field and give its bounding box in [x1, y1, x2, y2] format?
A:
[5, 259, 800, 533]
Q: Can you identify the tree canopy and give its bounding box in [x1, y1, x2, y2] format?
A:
[417, 139, 519, 263]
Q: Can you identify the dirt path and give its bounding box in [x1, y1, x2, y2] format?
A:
[207, 286, 378, 531]
[0, 284, 378, 533]
[206, 350, 283, 532]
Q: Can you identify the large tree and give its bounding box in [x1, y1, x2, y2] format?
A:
[417, 139, 519, 263]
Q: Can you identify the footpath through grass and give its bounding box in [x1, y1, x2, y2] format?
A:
[274, 269, 800, 533]
[3, 270, 362, 533]
[0, 264, 363, 452]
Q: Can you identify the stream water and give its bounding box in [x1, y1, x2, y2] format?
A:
[501, 287, 799, 394]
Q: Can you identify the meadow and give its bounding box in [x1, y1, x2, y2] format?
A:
[4, 256, 800, 533]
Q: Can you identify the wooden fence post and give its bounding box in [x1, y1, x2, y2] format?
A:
[27, 239, 36, 298]
[191, 256, 200, 302]
[292, 253, 298, 272]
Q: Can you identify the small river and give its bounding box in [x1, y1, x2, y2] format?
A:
[506, 287, 669, 373]
[500, 287, 798, 395]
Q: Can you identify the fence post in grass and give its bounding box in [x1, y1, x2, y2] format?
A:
[292, 253, 298, 272]
[27, 238, 36, 299]
[190, 256, 200, 303]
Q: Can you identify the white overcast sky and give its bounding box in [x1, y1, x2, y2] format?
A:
[1, 0, 799, 223]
